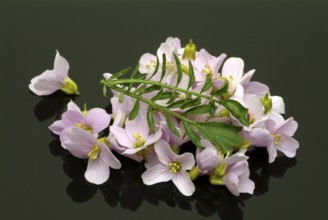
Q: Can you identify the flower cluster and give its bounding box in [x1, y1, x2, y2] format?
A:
[29, 37, 299, 197]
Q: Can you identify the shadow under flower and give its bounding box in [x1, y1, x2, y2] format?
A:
[33, 91, 76, 122]
[48, 140, 297, 219]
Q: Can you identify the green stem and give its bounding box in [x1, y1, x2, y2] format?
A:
[102, 78, 218, 103]
[109, 85, 198, 126]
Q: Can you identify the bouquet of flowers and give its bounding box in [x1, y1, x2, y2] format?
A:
[29, 37, 299, 197]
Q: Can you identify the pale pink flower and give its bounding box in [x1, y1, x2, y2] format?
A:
[29, 51, 79, 96]
[64, 127, 121, 185]
[141, 140, 195, 196]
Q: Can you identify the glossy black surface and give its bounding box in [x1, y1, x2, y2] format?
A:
[1, 0, 327, 219]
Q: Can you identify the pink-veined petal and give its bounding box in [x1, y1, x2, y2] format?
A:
[267, 145, 278, 163]
[85, 108, 111, 133]
[222, 57, 244, 81]
[54, 50, 69, 83]
[224, 172, 240, 196]
[154, 140, 176, 166]
[241, 128, 274, 147]
[276, 117, 298, 136]
[49, 120, 66, 135]
[240, 69, 255, 84]
[99, 143, 121, 169]
[67, 100, 81, 112]
[63, 128, 96, 158]
[62, 110, 84, 126]
[29, 70, 62, 96]
[237, 173, 255, 194]
[177, 152, 195, 170]
[225, 152, 249, 166]
[125, 115, 149, 140]
[277, 135, 299, 158]
[110, 126, 133, 148]
[196, 147, 220, 173]
[85, 158, 109, 185]
[172, 170, 195, 196]
[141, 163, 173, 185]
[145, 129, 162, 147]
[244, 82, 269, 97]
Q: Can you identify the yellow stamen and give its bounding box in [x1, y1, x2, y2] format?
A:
[132, 132, 146, 148]
[170, 162, 181, 173]
[274, 134, 283, 146]
[75, 123, 92, 133]
[201, 64, 213, 76]
[88, 145, 101, 160]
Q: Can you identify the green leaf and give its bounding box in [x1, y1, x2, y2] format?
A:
[155, 92, 174, 100]
[142, 85, 161, 94]
[134, 73, 147, 79]
[103, 85, 107, 97]
[160, 53, 166, 82]
[147, 105, 155, 133]
[219, 100, 250, 126]
[128, 100, 140, 120]
[188, 60, 195, 90]
[183, 105, 210, 116]
[181, 97, 201, 109]
[212, 80, 229, 96]
[111, 67, 132, 79]
[183, 121, 202, 148]
[165, 113, 180, 137]
[128, 63, 140, 91]
[149, 56, 160, 79]
[201, 74, 212, 93]
[209, 100, 216, 117]
[197, 122, 244, 153]
[119, 90, 125, 103]
[167, 99, 185, 108]
[151, 87, 164, 101]
[173, 53, 183, 86]
[166, 90, 178, 104]
[133, 84, 147, 94]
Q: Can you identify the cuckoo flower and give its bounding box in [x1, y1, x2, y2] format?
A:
[64, 127, 121, 184]
[110, 115, 162, 155]
[49, 100, 111, 148]
[29, 51, 79, 96]
[194, 49, 226, 83]
[141, 140, 195, 196]
[193, 140, 254, 196]
[263, 114, 299, 163]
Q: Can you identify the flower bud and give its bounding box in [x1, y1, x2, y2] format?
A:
[261, 93, 272, 114]
[189, 166, 201, 181]
[182, 39, 197, 60]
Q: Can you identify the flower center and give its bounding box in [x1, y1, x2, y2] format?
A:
[274, 133, 283, 146]
[201, 64, 213, 76]
[75, 123, 92, 133]
[88, 145, 101, 160]
[132, 132, 146, 148]
[146, 59, 157, 69]
[169, 162, 181, 173]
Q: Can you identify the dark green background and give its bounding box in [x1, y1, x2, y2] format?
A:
[1, 0, 327, 219]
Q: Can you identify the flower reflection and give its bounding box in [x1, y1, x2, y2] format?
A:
[49, 140, 296, 219]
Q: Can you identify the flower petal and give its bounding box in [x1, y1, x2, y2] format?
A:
[172, 170, 195, 196]
[243, 82, 269, 97]
[67, 100, 81, 112]
[267, 145, 277, 163]
[63, 128, 96, 158]
[222, 57, 244, 81]
[54, 50, 69, 83]
[85, 108, 111, 133]
[154, 140, 176, 166]
[125, 115, 149, 140]
[241, 128, 274, 147]
[99, 143, 121, 169]
[141, 163, 173, 185]
[177, 152, 195, 170]
[85, 158, 109, 185]
[110, 126, 133, 148]
[62, 110, 84, 126]
[224, 172, 240, 196]
[237, 173, 254, 194]
[29, 70, 62, 96]
[145, 129, 162, 147]
[49, 120, 66, 135]
[271, 96, 285, 114]
[276, 117, 298, 136]
[277, 135, 299, 158]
